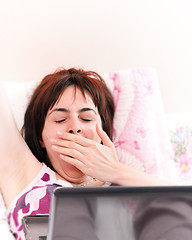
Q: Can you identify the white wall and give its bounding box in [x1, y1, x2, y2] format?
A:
[0, 0, 192, 114]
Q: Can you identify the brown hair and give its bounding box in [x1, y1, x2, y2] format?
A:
[22, 68, 115, 170]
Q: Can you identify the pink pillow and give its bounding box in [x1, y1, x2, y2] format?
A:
[102, 69, 176, 181]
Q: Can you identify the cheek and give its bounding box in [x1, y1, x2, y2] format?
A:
[41, 125, 57, 148]
[83, 117, 102, 142]
[41, 132, 51, 149]
[84, 126, 101, 142]
[41, 128, 58, 161]
[42, 120, 61, 142]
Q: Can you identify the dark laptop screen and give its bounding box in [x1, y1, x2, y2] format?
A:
[47, 186, 192, 240]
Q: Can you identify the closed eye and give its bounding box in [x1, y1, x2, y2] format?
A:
[81, 118, 92, 122]
[56, 119, 66, 123]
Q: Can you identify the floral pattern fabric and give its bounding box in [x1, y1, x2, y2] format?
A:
[101, 69, 176, 181]
[169, 124, 192, 183]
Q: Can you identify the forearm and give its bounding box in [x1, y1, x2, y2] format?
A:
[112, 162, 174, 186]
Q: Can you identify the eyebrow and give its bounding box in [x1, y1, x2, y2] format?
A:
[49, 107, 97, 116]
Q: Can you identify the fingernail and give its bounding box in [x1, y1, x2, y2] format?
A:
[97, 124, 102, 130]
[57, 131, 62, 135]
[50, 138, 57, 143]
[52, 145, 58, 150]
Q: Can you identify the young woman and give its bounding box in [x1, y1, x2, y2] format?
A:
[0, 68, 171, 239]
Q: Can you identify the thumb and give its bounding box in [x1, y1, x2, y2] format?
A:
[96, 124, 114, 148]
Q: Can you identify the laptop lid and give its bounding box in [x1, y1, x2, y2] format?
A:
[22, 215, 48, 240]
[47, 186, 192, 240]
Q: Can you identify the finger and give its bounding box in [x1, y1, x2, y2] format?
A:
[96, 124, 114, 148]
[60, 154, 88, 173]
[56, 131, 92, 147]
[52, 144, 85, 161]
[51, 138, 87, 155]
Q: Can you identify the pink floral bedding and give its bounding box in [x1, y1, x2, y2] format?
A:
[101, 68, 176, 181]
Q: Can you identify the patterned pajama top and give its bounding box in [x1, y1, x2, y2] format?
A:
[8, 164, 72, 240]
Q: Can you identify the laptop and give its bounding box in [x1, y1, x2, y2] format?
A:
[46, 186, 192, 240]
[22, 215, 48, 240]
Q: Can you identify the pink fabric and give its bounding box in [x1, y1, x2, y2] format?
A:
[8, 164, 72, 240]
[102, 69, 176, 181]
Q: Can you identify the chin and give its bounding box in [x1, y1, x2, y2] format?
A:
[59, 161, 85, 180]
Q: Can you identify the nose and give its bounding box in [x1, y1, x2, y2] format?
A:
[67, 118, 82, 134]
[68, 128, 81, 134]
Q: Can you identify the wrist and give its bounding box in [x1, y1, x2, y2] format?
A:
[112, 163, 172, 186]
[112, 162, 130, 185]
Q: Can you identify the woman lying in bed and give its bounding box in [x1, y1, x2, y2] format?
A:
[0, 68, 171, 239]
